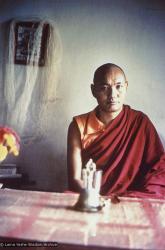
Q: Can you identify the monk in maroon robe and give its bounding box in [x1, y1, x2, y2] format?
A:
[67, 63, 165, 198]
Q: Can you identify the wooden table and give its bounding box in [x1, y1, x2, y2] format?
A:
[0, 189, 165, 249]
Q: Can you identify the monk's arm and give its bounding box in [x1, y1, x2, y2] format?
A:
[67, 120, 84, 192]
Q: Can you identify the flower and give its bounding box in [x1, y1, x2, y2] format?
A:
[0, 127, 20, 162]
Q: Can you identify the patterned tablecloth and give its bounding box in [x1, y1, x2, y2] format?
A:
[0, 188, 165, 249]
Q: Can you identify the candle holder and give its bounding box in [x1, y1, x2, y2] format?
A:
[74, 168, 103, 212]
[74, 188, 103, 212]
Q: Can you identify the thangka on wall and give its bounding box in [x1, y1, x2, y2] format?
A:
[14, 21, 50, 66]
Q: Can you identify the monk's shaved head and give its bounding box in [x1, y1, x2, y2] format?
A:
[93, 63, 126, 84]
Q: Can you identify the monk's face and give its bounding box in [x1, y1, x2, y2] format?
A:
[91, 67, 128, 114]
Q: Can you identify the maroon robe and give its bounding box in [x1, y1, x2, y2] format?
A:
[83, 105, 165, 198]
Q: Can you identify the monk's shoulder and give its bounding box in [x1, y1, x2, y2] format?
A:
[127, 105, 150, 123]
[72, 111, 93, 134]
[74, 111, 91, 125]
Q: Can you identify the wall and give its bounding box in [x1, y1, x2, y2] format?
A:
[0, 0, 164, 191]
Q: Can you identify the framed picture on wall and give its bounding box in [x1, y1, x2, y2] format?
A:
[14, 21, 50, 66]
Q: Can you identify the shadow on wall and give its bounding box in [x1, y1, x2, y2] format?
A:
[18, 136, 68, 192]
[0, 21, 11, 122]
